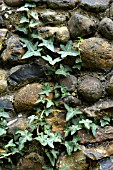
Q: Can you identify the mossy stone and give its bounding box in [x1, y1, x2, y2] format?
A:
[4, 0, 25, 7]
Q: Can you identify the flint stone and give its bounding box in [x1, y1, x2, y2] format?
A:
[0, 99, 14, 112]
[78, 126, 113, 144]
[80, 0, 110, 13]
[83, 100, 113, 118]
[96, 156, 113, 170]
[78, 76, 103, 102]
[57, 151, 89, 170]
[8, 64, 46, 87]
[83, 140, 113, 160]
[1, 35, 25, 63]
[98, 18, 113, 40]
[80, 37, 113, 70]
[47, 0, 79, 9]
[68, 14, 96, 39]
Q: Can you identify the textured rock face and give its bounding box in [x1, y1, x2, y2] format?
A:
[98, 18, 113, 40]
[83, 140, 113, 160]
[83, 100, 113, 118]
[17, 152, 44, 170]
[78, 126, 113, 144]
[59, 75, 77, 92]
[3, 0, 25, 7]
[8, 64, 46, 87]
[68, 14, 96, 39]
[47, 0, 79, 9]
[80, 38, 113, 70]
[78, 76, 103, 102]
[57, 151, 89, 170]
[14, 83, 53, 112]
[1, 35, 25, 63]
[80, 0, 110, 12]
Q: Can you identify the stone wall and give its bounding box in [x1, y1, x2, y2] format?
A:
[0, 0, 113, 169]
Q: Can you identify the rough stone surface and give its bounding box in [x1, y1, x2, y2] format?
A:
[3, 0, 24, 7]
[1, 34, 25, 63]
[78, 126, 113, 144]
[0, 69, 7, 93]
[106, 75, 113, 95]
[80, 37, 113, 70]
[14, 83, 53, 112]
[78, 76, 103, 102]
[80, 0, 110, 13]
[83, 100, 113, 118]
[59, 75, 77, 92]
[40, 10, 67, 25]
[8, 64, 46, 87]
[68, 13, 96, 39]
[56, 26, 70, 43]
[17, 152, 44, 170]
[57, 151, 89, 170]
[47, 0, 79, 9]
[83, 140, 113, 160]
[7, 116, 29, 134]
[47, 110, 66, 135]
[98, 18, 113, 40]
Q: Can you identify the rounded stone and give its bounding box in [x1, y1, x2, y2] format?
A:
[80, 37, 113, 70]
[68, 13, 96, 39]
[14, 83, 54, 112]
[78, 76, 103, 102]
[3, 0, 25, 7]
[98, 18, 113, 40]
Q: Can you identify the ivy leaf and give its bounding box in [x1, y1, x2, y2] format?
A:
[0, 111, 9, 118]
[79, 119, 92, 129]
[20, 38, 42, 59]
[55, 64, 72, 76]
[75, 57, 82, 63]
[5, 139, 16, 148]
[20, 16, 29, 23]
[30, 10, 39, 20]
[73, 64, 81, 70]
[57, 40, 79, 59]
[39, 38, 55, 52]
[90, 123, 98, 136]
[16, 26, 28, 34]
[42, 55, 61, 66]
[45, 99, 54, 108]
[22, 49, 41, 59]
[29, 19, 41, 28]
[0, 128, 6, 136]
[64, 104, 82, 121]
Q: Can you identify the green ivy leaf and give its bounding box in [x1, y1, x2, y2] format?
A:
[79, 119, 93, 129]
[58, 40, 79, 59]
[64, 104, 82, 121]
[42, 55, 61, 66]
[55, 64, 71, 76]
[0, 127, 7, 136]
[39, 38, 55, 52]
[20, 16, 29, 23]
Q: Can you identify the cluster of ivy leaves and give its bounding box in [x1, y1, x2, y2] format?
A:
[0, 2, 112, 170]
